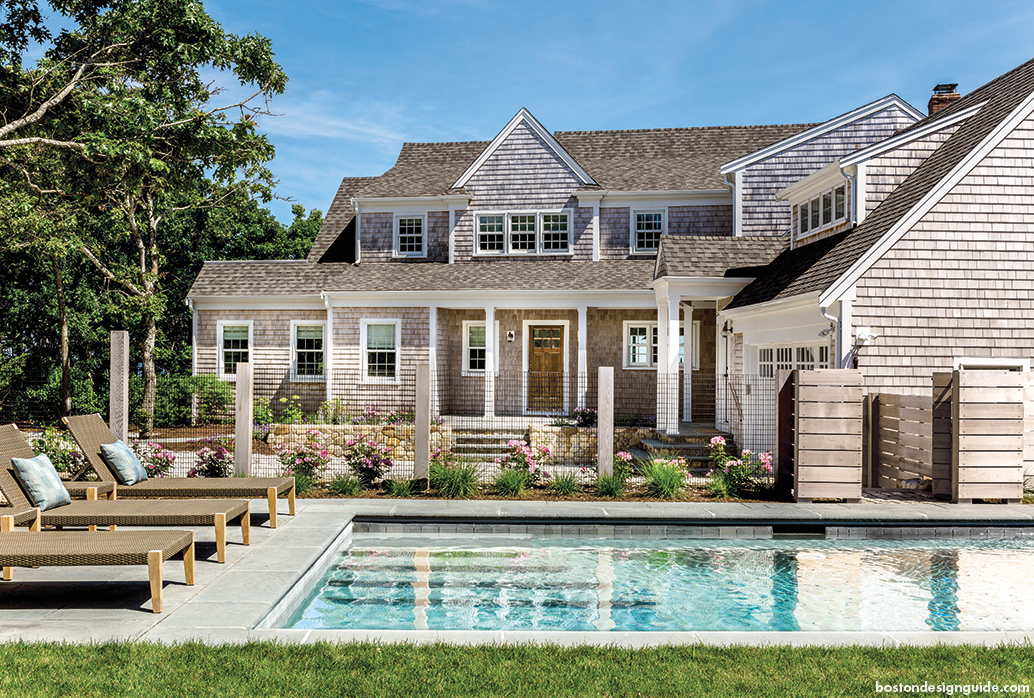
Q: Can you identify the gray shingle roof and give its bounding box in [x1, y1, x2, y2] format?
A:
[306, 176, 376, 263]
[554, 124, 818, 191]
[728, 55, 1034, 310]
[654, 235, 788, 278]
[189, 259, 657, 297]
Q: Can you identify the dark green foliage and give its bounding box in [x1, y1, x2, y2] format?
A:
[429, 458, 479, 499]
[386, 479, 415, 498]
[327, 474, 361, 497]
[595, 473, 625, 498]
[546, 473, 579, 497]
[643, 460, 687, 499]
[494, 468, 528, 497]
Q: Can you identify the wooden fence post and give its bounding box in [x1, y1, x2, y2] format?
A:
[109, 331, 129, 442]
[775, 370, 795, 493]
[931, 373, 953, 499]
[952, 370, 1023, 504]
[597, 367, 614, 477]
[414, 364, 431, 484]
[234, 362, 253, 476]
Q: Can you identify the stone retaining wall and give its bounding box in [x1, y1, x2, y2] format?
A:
[270, 423, 453, 462]
[529, 426, 655, 465]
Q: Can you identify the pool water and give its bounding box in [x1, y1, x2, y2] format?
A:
[284, 535, 1034, 632]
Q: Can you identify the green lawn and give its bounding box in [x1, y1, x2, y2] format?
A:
[1, 642, 1032, 697]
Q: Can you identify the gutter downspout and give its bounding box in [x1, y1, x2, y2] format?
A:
[820, 305, 839, 369]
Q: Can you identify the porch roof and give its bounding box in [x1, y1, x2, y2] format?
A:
[654, 235, 787, 279]
[188, 259, 657, 298]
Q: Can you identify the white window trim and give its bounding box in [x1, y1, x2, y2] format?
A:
[472, 209, 574, 257]
[621, 320, 700, 370]
[393, 213, 428, 259]
[630, 208, 666, 255]
[796, 183, 848, 241]
[461, 320, 500, 376]
[289, 320, 326, 383]
[755, 342, 831, 376]
[359, 318, 402, 384]
[216, 320, 253, 381]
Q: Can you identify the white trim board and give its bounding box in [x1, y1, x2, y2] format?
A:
[453, 108, 596, 189]
[821, 88, 1034, 306]
[720, 95, 924, 175]
[840, 103, 986, 168]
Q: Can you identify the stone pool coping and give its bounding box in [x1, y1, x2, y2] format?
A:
[2, 498, 1034, 647]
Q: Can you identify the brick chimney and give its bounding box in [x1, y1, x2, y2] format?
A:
[928, 83, 960, 115]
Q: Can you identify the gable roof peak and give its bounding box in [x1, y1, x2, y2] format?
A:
[452, 108, 597, 189]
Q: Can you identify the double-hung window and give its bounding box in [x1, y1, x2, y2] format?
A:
[291, 322, 325, 381]
[461, 321, 500, 375]
[217, 321, 252, 379]
[360, 320, 400, 381]
[395, 215, 425, 257]
[633, 211, 665, 253]
[798, 184, 847, 238]
[623, 321, 700, 370]
[474, 211, 571, 255]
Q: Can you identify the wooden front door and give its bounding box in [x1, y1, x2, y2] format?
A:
[528, 326, 563, 412]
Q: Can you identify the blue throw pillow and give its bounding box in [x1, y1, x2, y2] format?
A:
[100, 440, 148, 486]
[11, 454, 71, 511]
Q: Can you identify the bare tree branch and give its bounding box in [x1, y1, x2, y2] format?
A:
[79, 244, 144, 297]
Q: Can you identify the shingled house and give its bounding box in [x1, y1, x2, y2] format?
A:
[188, 94, 929, 437]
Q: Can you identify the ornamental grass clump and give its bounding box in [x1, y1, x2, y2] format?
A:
[643, 458, 687, 499]
[386, 479, 415, 498]
[429, 450, 479, 499]
[494, 468, 529, 497]
[344, 437, 393, 487]
[327, 474, 362, 497]
[546, 473, 579, 497]
[276, 429, 332, 485]
[706, 436, 773, 498]
[594, 474, 625, 498]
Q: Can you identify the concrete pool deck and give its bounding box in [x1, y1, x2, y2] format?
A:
[2, 497, 1034, 647]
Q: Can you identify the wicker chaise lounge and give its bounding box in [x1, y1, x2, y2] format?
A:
[64, 414, 296, 527]
[0, 425, 250, 563]
[0, 513, 194, 613]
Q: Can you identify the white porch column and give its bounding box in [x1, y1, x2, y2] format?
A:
[428, 305, 439, 416]
[484, 305, 495, 418]
[323, 294, 334, 403]
[577, 305, 588, 408]
[656, 299, 669, 433]
[666, 295, 681, 432]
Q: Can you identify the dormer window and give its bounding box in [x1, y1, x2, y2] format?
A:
[474, 211, 572, 256]
[632, 210, 665, 253]
[798, 184, 847, 238]
[394, 215, 426, 258]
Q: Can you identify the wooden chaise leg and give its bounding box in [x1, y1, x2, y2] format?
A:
[267, 487, 278, 529]
[29, 509, 40, 532]
[288, 485, 296, 516]
[215, 513, 226, 563]
[86, 488, 97, 532]
[241, 503, 251, 545]
[1, 515, 12, 581]
[183, 537, 195, 586]
[109, 484, 117, 501]
[148, 550, 163, 614]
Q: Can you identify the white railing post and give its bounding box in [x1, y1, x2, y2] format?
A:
[415, 364, 431, 482]
[109, 331, 129, 442]
[234, 362, 253, 476]
[598, 366, 614, 477]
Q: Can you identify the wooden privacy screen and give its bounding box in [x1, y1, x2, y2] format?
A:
[951, 370, 1024, 504]
[931, 374, 953, 498]
[793, 370, 863, 503]
[871, 393, 944, 493]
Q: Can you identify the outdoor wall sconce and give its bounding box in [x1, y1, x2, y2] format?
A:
[506, 331, 515, 342]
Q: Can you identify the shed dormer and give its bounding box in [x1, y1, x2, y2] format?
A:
[777, 162, 851, 247]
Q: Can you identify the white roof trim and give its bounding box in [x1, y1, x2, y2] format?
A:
[821, 89, 1034, 306]
[840, 102, 986, 167]
[719, 291, 822, 319]
[452, 108, 596, 189]
[776, 161, 845, 202]
[720, 95, 924, 175]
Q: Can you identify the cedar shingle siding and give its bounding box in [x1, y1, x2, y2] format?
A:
[740, 105, 917, 237]
[853, 114, 1034, 393]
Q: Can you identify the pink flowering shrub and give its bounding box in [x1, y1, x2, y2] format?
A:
[496, 440, 551, 485]
[276, 429, 332, 481]
[132, 440, 176, 478]
[343, 436, 393, 486]
[613, 450, 634, 479]
[707, 437, 773, 497]
[189, 446, 232, 478]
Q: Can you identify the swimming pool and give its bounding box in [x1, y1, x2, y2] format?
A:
[277, 533, 1034, 632]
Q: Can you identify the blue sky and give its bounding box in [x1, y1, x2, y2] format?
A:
[200, 0, 1034, 224]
